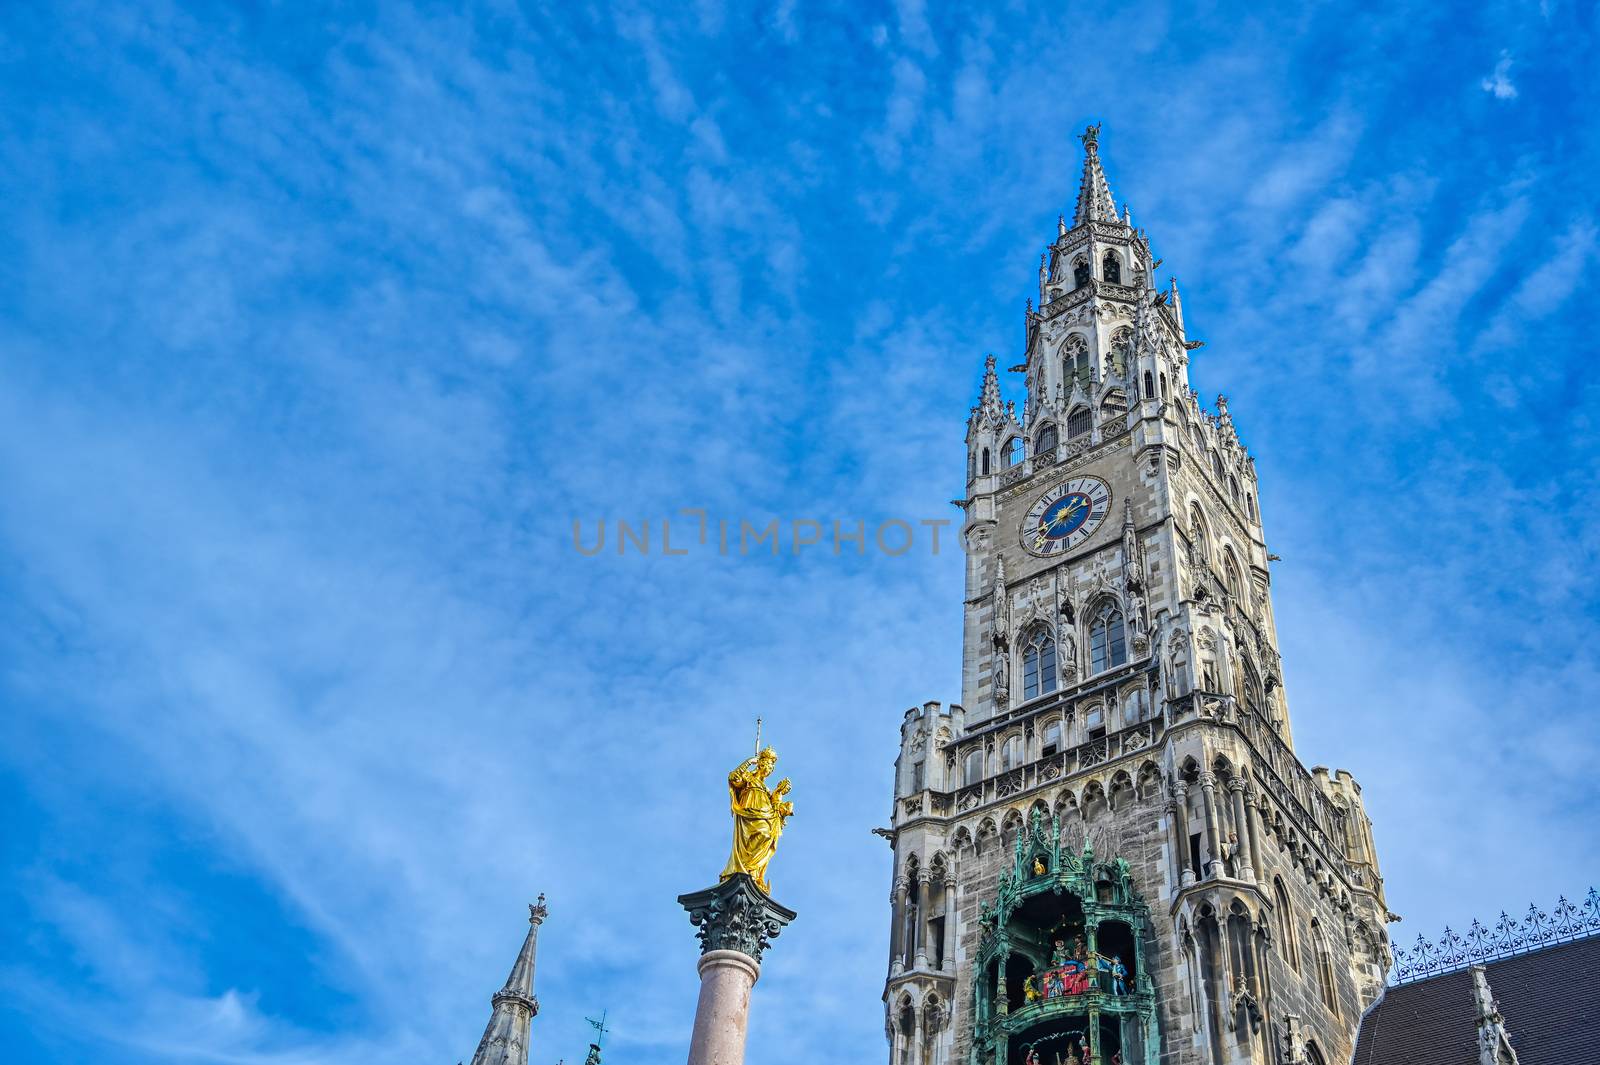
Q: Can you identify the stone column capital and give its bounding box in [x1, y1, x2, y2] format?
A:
[1198, 771, 1217, 790]
[1227, 776, 1247, 794]
[679, 874, 797, 965]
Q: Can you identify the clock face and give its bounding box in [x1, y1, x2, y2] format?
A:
[1022, 476, 1112, 556]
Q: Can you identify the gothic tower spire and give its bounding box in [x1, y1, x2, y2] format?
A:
[470, 895, 548, 1065]
[1072, 123, 1118, 226]
[884, 125, 1393, 1065]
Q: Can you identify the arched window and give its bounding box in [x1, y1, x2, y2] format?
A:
[1223, 551, 1243, 599]
[1003, 437, 1023, 467]
[1073, 258, 1090, 288]
[1108, 328, 1133, 377]
[981, 448, 991, 475]
[1189, 505, 1211, 563]
[1274, 877, 1299, 972]
[1067, 406, 1091, 438]
[1160, 372, 1169, 398]
[1229, 474, 1241, 503]
[1089, 604, 1127, 674]
[1212, 452, 1225, 483]
[1041, 719, 1063, 756]
[1102, 251, 1122, 284]
[964, 747, 985, 784]
[1305, 1043, 1328, 1065]
[1241, 657, 1264, 716]
[1021, 628, 1057, 700]
[1246, 493, 1257, 521]
[1036, 424, 1058, 453]
[1142, 370, 1155, 400]
[1062, 336, 1091, 390]
[1101, 389, 1129, 416]
[1312, 921, 1339, 1014]
[1000, 733, 1025, 771]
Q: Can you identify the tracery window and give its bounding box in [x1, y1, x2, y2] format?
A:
[1003, 437, 1023, 467]
[1021, 627, 1058, 700]
[1089, 604, 1127, 674]
[1062, 335, 1091, 390]
[1000, 733, 1025, 771]
[1108, 328, 1133, 377]
[1036, 424, 1058, 454]
[1101, 389, 1129, 416]
[1067, 406, 1092, 438]
[1102, 251, 1122, 284]
[1073, 257, 1090, 288]
[1223, 551, 1244, 599]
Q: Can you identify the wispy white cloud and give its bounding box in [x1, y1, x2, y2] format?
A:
[1, 2, 1597, 1064]
[1481, 50, 1519, 98]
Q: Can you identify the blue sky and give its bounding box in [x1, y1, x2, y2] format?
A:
[2, 1, 1597, 1062]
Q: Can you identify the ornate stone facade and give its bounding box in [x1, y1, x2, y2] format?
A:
[881, 128, 1391, 1065]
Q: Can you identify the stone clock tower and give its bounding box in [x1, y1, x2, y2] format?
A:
[881, 127, 1393, 1065]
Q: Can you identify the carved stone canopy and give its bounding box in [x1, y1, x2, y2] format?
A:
[678, 873, 798, 964]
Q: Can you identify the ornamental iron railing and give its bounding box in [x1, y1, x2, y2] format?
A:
[1389, 887, 1600, 985]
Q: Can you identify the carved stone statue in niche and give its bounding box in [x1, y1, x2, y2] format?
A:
[992, 644, 1011, 708]
[1056, 566, 1076, 625]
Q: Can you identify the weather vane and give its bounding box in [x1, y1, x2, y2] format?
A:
[586, 1010, 610, 1048]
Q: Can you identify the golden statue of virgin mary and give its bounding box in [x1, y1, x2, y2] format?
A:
[719, 746, 794, 895]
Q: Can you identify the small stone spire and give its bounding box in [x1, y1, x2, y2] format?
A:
[469, 896, 549, 1065]
[979, 355, 1002, 414]
[1216, 394, 1233, 427]
[1072, 123, 1118, 226]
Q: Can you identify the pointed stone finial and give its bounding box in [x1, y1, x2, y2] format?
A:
[1471, 966, 1522, 1064]
[976, 354, 1004, 421]
[1058, 214, 1067, 237]
[469, 901, 549, 1065]
[1073, 124, 1117, 226]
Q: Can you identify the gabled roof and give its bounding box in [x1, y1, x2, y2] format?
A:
[1354, 933, 1600, 1065]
